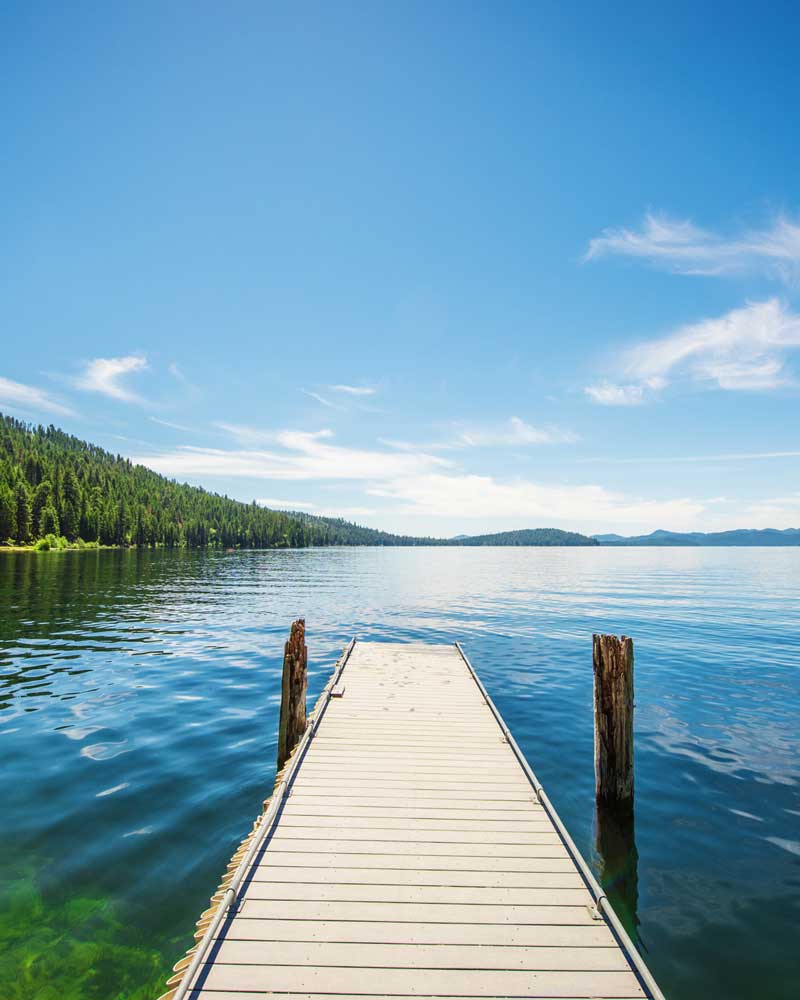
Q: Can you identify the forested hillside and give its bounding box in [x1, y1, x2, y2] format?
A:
[0, 414, 433, 549]
[0, 415, 603, 550]
[455, 528, 597, 546]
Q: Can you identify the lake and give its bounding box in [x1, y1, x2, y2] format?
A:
[1, 547, 798, 1000]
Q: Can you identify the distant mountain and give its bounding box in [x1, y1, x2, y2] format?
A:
[593, 528, 800, 547]
[454, 528, 598, 547]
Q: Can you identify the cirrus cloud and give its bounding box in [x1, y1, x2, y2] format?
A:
[75, 354, 149, 402]
[330, 384, 377, 396]
[0, 374, 76, 417]
[585, 299, 800, 403]
[135, 426, 452, 482]
[455, 416, 578, 447]
[586, 211, 800, 284]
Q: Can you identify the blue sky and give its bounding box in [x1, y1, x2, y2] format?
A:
[3, 1, 800, 536]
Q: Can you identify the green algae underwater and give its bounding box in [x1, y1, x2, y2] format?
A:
[0, 857, 169, 1000]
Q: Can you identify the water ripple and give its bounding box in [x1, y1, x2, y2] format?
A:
[0, 547, 798, 1000]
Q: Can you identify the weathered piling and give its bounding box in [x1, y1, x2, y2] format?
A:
[593, 633, 634, 806]
[277, 618, 307, 770]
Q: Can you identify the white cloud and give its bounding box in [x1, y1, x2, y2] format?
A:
[456, 416, 578, 447]
[135, 427, 452, 482]
[585, 299, 800, 402]
[627, 299, 800, 390]
[738, 494, 800, 528]
[330, 384, 377, 396]
[258, 497, 379, 519]
[696, 494, 800, 532]
[580, 449, 800, 464]
[75, 354, 148, 402]
[324, 506, 379, 519]
[256, 498, 317, 510]
[368, 472, 705, 533]
[584, 382, 646, 406]
[215, 423, 334, 447]
[382, 417, 578, 451]
[0, 375, 75, 417]
[586, 211, 800, 283]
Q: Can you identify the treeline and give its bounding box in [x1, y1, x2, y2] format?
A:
[0, 414, 433, 549]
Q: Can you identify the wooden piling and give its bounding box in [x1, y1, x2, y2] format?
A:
[593, 633, 634, 806]
[277, 618, 307, 770]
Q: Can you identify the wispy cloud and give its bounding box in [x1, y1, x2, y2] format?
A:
[256, 498, 317, 510]
[580, 449, 800, 464]
[456, 417, 578, 446]
[258, 497, 379, 519]
[584, 382, 645, 406]
[628, 299, 800, 390]
[0, 375, 76, 417]
[330, 384, 377, 396]
[149, 416, 193, 432]
[742, 492, 800, 528]
[367, 472, 705, 533]
[301, 389, 345, 410]
[584, 378, 665, 406]
[214, 422, 332, 447]
[586, 211, 800, 283]
[585, 299, 800, 403]
[75, 354, 148, 402]
[136, 426, 451, 482]
[382, 417, 577, 451]
[166, 361, 200, 395]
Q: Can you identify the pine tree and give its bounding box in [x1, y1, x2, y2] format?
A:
[14, 481, 32, 543]
[33, 480, 53, 535]
[0, 484, 16, 540]
[61, 468, 81, 540]
[41, 504, 60, 536]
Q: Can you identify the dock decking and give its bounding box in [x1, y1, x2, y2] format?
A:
[169, 640, 661, 1000]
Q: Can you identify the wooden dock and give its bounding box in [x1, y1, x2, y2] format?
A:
[165, 639, 663, 1000]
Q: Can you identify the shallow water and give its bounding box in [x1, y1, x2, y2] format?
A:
[0, 547, 798, 999]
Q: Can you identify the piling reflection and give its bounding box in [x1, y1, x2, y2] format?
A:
[595, 800, 640, 943]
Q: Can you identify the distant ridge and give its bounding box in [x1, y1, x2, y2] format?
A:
[593, 528, 800, 547]
[454, 528, 597, 547]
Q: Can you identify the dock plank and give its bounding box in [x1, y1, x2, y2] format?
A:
[194, 965, 645, 997]
[177, 641, 654, 1000]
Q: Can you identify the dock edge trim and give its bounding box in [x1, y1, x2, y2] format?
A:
[454, 640, 666, 1000]
[166, 636, 358, 1000]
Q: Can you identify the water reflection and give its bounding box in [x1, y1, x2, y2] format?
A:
[595, 799, 640, 942]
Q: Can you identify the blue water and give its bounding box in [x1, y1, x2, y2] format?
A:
[0, 547, 798, 999]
